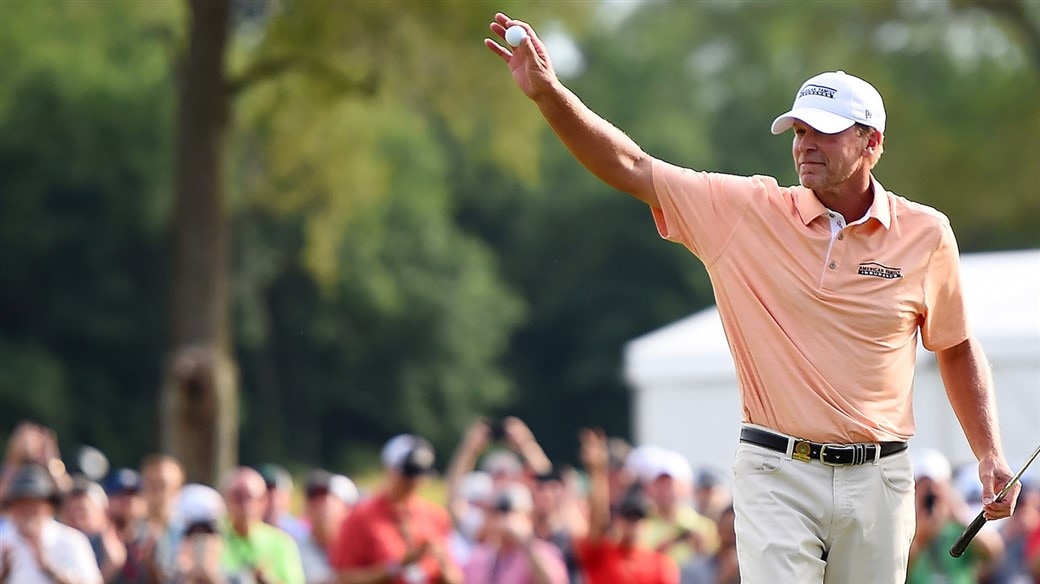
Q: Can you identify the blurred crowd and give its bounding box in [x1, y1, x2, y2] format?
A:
[1, 419, 1038, 584]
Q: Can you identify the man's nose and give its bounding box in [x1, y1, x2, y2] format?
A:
[797, 134, 817, 152]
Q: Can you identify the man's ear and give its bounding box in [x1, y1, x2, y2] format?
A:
[865, 129, 883, 152]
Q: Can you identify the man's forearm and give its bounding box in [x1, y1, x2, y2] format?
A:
[533, 80, 656, 205]
[936, 337, 1004, 461]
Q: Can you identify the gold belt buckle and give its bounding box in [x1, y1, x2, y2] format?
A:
[792, 440, 812, 462]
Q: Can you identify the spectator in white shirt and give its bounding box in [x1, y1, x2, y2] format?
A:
[0, 463, 103, 584]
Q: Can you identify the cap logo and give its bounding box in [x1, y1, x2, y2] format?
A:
[799, 84, 837, 100]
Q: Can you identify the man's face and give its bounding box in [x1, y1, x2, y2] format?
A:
[304, 491, 348, 534]
[263, 486, 292, 521]
[646, 475, 679, 509]
[791, 121, 872, 192]
[7, 498, 52, 537]
[531, 479, 561, 515]
[225, 478, 267, 524]
[487, 506, 533, 547]
[107, 490, 145, 529]
[142, 461, 184, 512]
[614, 512, 644, 546]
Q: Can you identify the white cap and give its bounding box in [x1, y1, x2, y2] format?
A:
[912, 448, 952, 482]
[480, 450, 523, 478]
[654, 449, 694, 483]
[771, 71, 886, 135]
[326, 475, 360, 505]
[305, 470, 360, 505]
[458, 471, 495, 505]
[176, 483, 226, 525]
[624, 445, 693, 484]
[624, 444, 668, 483]
[381, 434, 436, 476]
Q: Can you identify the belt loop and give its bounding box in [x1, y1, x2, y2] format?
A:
[872, 443, 881, 465]
[783, 435, 795, 461]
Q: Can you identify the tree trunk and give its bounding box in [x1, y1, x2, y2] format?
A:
[162, 0, 236, 485]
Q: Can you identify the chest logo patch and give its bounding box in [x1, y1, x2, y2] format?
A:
[858, 262, 902, 279]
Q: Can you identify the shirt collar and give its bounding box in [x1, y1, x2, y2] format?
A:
[795, 176, 891, 230]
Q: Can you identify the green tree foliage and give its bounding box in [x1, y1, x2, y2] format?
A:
[222, 1, 584, 465]
[0, 1, 178, 463]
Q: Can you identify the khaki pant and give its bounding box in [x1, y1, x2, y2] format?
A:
[732, 430, 916, 583]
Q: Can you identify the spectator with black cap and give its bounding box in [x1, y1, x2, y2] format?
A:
[575, 430, 678, 584]
[295, 469, 359, 584]
[104, 468, 145, 539]
[0, 462, 103, 584]
[330, 433, 461, 584]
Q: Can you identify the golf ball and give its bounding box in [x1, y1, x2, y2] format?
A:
[505, 25, 527, 47]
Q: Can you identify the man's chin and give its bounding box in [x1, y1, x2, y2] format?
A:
[798, 173, 827, 191]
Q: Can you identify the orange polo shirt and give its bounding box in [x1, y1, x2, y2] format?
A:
[651, 160, 970, 443]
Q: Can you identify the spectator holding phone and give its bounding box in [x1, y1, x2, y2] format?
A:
[170, 483, 227, 584]
[462, 483, 569, 584]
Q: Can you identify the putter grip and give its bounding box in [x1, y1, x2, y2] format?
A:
[949, 512, 987, 558]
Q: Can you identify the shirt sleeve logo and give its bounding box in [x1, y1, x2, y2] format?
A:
[857, 261, 902, 279]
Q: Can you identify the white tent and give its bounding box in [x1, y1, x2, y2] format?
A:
[623, 249, 1040, 476]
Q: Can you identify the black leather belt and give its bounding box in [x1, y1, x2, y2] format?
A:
[740, 427, 908, 466]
